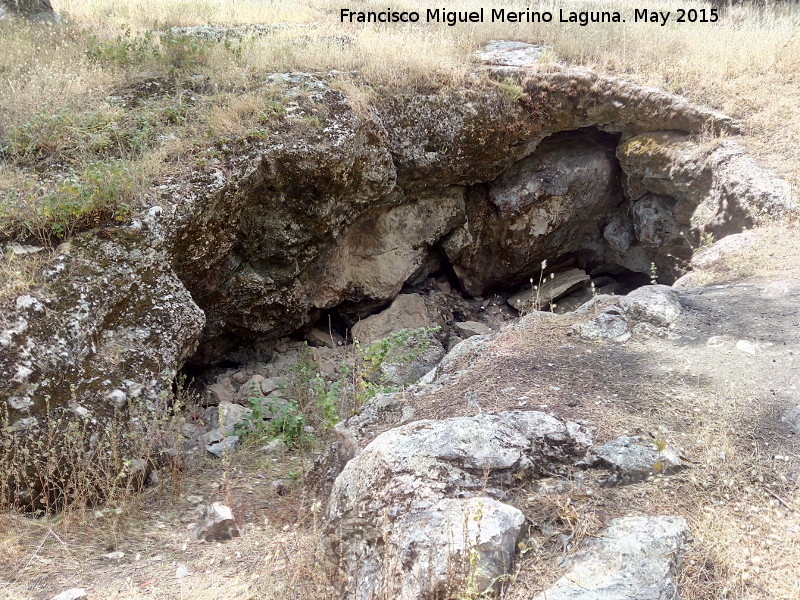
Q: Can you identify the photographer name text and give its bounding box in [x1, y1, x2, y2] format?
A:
[339, 7, 721, 27]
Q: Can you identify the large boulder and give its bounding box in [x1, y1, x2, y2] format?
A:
[573, 285, 681, 342]
[1, 227, 204, 505]
[324, 411, 593, 599]
[351, 294, 431, 345]
[0, 0, 60, 22]
[1, 229, 203, 425]
[162, 74, 398, 362]
[508, 268, 590, 313]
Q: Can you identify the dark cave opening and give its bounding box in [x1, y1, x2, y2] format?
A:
[183, 125, 697, 375]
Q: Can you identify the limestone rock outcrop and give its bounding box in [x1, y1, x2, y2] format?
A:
[324, 411, 593, 599]
[1, 229, 203, 431]
[532, 516, 689, 600]
[2, 41, 792, 501]
[151, 55, 759, 361]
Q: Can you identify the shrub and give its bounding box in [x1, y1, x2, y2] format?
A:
[85, 26, 158, 68]
[0, 160, 138, 245]
[0, 378, 198, 514]
[235, 382, 307, 447]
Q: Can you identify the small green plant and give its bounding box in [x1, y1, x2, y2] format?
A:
[85, 26, 158, 67]
[359, 327, 438, 380]
[331, 326, 441, 417]
[159, 32, 213, 73]
[312, 374, 340, 429]
[698, 231, 716, 250]
[265, 399, 306, 446]
[234, 381, 306, 447]
[85, 27, 218, 74]
[235, 381, 270, 435]
[497, 77, 525, 102]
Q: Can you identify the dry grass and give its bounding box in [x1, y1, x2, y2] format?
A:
[2, 0, 799, 245]
[0, 442, 334, 600]
[0, 249, 47, 310]
[404, 304, 800, 600]
[688, 223, 800, 286]
[3, 1, 800, 173]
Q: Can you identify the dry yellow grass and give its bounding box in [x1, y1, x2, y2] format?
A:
[2, 0, 798, 244]
[3, 0, 800, 174]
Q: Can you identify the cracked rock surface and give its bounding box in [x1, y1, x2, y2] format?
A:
[324, 411, 593, 599]
[532, 516, 689, 600]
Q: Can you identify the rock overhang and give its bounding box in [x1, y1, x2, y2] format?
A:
[0, 42, 792, 506]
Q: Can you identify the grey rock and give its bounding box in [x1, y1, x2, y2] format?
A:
[532, 516, 689, 600]
[619, 132, 791, 241]
[260, 376, 285, 396]
[0, 0, 60, 22]
[192, 502, 241, 542]
[446, 132, 618, 297]
[205, 381, 235, 405]
[573, 286, 681, 342]
[582, 436, 685, 485]
[447, 335, 464, 351]
[6, 243, 45, 256]
[621, 286, 682, 328]
[305, 327, 344, 348]
[239, 375, 265, 398]
[215, 401, 252, 436]
[352, 294, 431, 345]
[553, 287, 594, 314]
[476, 40, 544, 67]
[50, 589, 88, 600]
[324, 411, 593, 599]
[454, 320, 492, 338]
[573, 306, 631, 342]
[261, 438, 287, 456]
[424, 332, 495, 384]
[203, 402, 251, 437]
[387, 497, 524, 598]
[205, 435, 239, 458]
[782, 405, 800, 434]
[509, 268, 590, 313]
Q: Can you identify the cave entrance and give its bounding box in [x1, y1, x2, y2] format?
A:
[183, 125, 706, 380]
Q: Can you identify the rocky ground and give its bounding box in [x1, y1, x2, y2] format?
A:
[3, 224, 799, 600]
